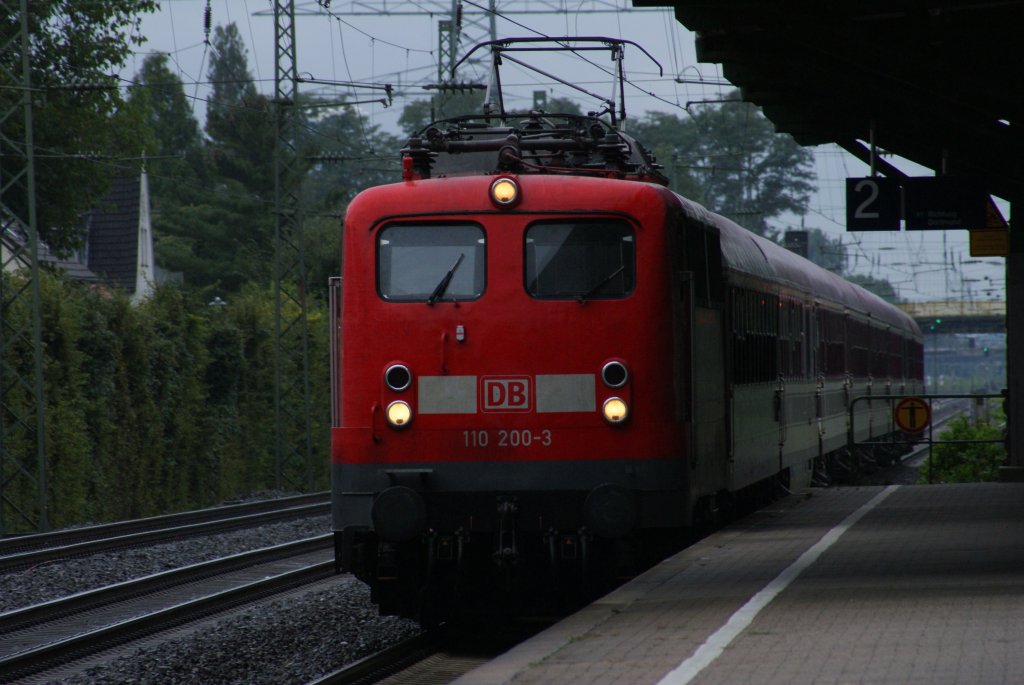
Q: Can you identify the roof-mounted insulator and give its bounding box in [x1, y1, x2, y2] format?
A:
[400, 137, 434, 180]
[401, 155, 416, 181]
[599, 133, 628, 172]
[203, 1, 212, 44]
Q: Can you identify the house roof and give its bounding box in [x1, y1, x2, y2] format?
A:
[84, 174, 142, 293]
[41, 241, 98, 282]
[2, 220, 98, 281]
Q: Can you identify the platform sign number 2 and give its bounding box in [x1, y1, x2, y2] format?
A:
[846, 177, 901, 231]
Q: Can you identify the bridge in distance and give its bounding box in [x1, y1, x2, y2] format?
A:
[898, 300, 1005, 335]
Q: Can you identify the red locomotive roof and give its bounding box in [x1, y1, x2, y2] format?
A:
[345, 173, 665, 225]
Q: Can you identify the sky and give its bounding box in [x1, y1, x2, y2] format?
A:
[131, 0, 1008, 304]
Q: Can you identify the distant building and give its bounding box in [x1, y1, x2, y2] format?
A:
[2, 216, 99, 282]
[80, 168, 182, 302]
[1, 226, 31, 274]
[2, 167, 181, 301]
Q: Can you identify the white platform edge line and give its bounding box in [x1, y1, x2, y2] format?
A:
[656, 484, 900, 685]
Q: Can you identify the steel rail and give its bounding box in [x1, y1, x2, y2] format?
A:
[0, 491, 328, 555]
[0, 534, 332, 634]
[307, 633, 440, 685]
[0, 558, 335, 683]
[0, 500, 328, 573]
[307, 625, 529, 684]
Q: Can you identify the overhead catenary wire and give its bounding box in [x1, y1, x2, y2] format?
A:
[133, 2, 717, 128]
[457, 0, 692, 118]
[130, 2, 1002, 305]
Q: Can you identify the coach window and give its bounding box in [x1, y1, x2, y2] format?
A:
[524, 220, 636, 300]
[849, 320, 870, 377]
[730, 289, 778, 384]
[377, 223, 486, 302]
[821, 310, 846, 377]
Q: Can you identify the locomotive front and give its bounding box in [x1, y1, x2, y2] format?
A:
[332, 157, 690, 621]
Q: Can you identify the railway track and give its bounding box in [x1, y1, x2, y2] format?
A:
[310, 628, 529, 685]
[0, 536, 335, 683]
[0, 491, 329, 573]
[0, 403, 988, 684]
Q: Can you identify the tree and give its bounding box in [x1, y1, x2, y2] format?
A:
[149, 23, 278, 292]
[846, 273, 901, 303]
[155, 182, 271, 292]
[631, 92, 816, 236]
[398, 90, 486, 135]
[303, 104, 402, 213]
[125, 53, 207, 200]
[781, 227, 848, 273]
[202, 22, 277, 270]
[510, 94, 583, 116]
[299, 102, 407, 293]
[140, 23, 402, 294]
[544, 96, 581, 115]
[629, 111, 705, 200]
[124, 52, 212, 290]
[806, 228, 847, 273]
[1, 0, 158, 254]
[399, 92, 588, 137]
[205, 24, 275, 196]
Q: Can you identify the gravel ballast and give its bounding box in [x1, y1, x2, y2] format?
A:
[1, 513, 420, 683]
[56, 578, 420, 685]
[0, 516, 331, 613]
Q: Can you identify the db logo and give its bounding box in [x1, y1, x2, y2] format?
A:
[481, 377, 531, 412]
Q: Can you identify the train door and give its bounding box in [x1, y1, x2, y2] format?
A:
[680, 221, 728, 499]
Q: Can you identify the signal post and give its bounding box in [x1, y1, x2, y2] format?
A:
[1004, 200, 1024, 480]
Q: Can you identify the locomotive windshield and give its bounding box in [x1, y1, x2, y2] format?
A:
[378, 223, 486, 302]
[524, 220, 636, 300]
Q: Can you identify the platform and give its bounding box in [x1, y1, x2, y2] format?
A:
[454, 483, 1024, 685]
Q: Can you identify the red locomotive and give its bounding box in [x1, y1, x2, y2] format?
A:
[329, 39, 923, 624]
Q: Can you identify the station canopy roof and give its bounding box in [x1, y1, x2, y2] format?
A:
[637, 1, 1024, 204]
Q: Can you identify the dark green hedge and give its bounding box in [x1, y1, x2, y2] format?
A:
[2, 272, 330, 530]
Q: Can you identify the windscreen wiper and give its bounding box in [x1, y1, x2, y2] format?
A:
[427, 253, 465, 305]
[577, 265, 625, 303]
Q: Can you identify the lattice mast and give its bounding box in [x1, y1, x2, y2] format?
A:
[0, 0, 48, 533]
[273, 0, 316, 492]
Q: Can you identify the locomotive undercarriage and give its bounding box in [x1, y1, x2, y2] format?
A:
[338, 489, 688, 625]
[337, 444, 912, 625]
[812, 442, 914, 487]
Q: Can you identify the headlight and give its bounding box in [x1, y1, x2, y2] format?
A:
[384, 364, 412, 392]
[490, 177, 520, 207]
[602, 397, 629, 425]
[386, 400, 412, 428]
